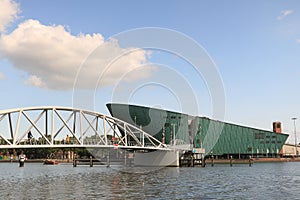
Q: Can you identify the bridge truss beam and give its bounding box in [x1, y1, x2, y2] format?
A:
[0, 106, 168, 150]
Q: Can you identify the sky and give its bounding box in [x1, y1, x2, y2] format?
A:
[0, 0, 300, 143]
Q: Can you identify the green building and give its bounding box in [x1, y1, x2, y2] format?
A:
[107, 103, 289, 158]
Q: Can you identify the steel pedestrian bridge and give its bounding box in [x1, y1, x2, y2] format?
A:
[0, 106, 169, 151]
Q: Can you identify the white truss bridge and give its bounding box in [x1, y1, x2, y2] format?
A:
[0, 106, 169, 151]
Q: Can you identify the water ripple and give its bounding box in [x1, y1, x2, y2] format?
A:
[0, 162, 300, 199]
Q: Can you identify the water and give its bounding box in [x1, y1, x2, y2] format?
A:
[0, 162, 300, 199]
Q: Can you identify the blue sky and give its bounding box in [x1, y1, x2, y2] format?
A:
[0, 0, 300, 143]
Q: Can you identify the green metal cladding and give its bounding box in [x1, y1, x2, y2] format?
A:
[107, 103, 289, 156]
[191, 117, 288, 156]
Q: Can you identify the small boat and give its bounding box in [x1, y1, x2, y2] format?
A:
[43, 159, 59, 165]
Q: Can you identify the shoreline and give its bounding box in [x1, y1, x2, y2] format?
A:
[205, 157, 300, 164]
[1, 157, 300, 164]
[0, 159, 73, 163]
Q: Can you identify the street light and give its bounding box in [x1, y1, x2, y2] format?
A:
[292, 118, 298, 157]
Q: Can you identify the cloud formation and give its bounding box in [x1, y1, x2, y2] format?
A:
[0, 19, 152, 90]
[277, 10, 294, 20]
[24, 75, 45, 88]
[0, 0, 20, 32]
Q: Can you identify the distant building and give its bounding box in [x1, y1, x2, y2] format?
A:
[282, 144, 300, 157]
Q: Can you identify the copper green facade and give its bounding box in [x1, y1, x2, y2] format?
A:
[191, 117, 288, 156]
[107, 103, 289, 157]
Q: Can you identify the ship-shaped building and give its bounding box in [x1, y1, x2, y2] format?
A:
[107, 103, 288, 159]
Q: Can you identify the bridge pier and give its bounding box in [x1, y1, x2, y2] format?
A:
[73, 154, 77, 167]
[134, 150, 180, 167]
[90, 156, 93, 167]
[19, 152, 26, 167]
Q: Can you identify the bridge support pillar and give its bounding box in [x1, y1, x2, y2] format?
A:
[134, 150, 179, 167]
[73, 154, 77, 167]
[90, 156, 93, 167]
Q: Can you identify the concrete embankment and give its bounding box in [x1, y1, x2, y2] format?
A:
[205, 157, 300, 164]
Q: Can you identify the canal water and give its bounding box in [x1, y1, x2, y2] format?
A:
[0, 162, 300, 199]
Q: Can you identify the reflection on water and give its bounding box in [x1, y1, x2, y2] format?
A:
[0, 162, 300, 199]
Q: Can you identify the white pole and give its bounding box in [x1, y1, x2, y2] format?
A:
[292, 118, 298, 157]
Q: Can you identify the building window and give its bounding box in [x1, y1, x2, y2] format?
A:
[255, 133, 265, 139]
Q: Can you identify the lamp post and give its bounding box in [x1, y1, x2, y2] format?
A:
[292, 118, 298, 157]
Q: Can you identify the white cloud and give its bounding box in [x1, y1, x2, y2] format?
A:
[0, 19, 153, 90]
[296, 39, 300, 43]
[24, 75, 45, 88]
[0, 0, 20, 32]
[0, 71, 4, 80]
[277, 10, 294, 20]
